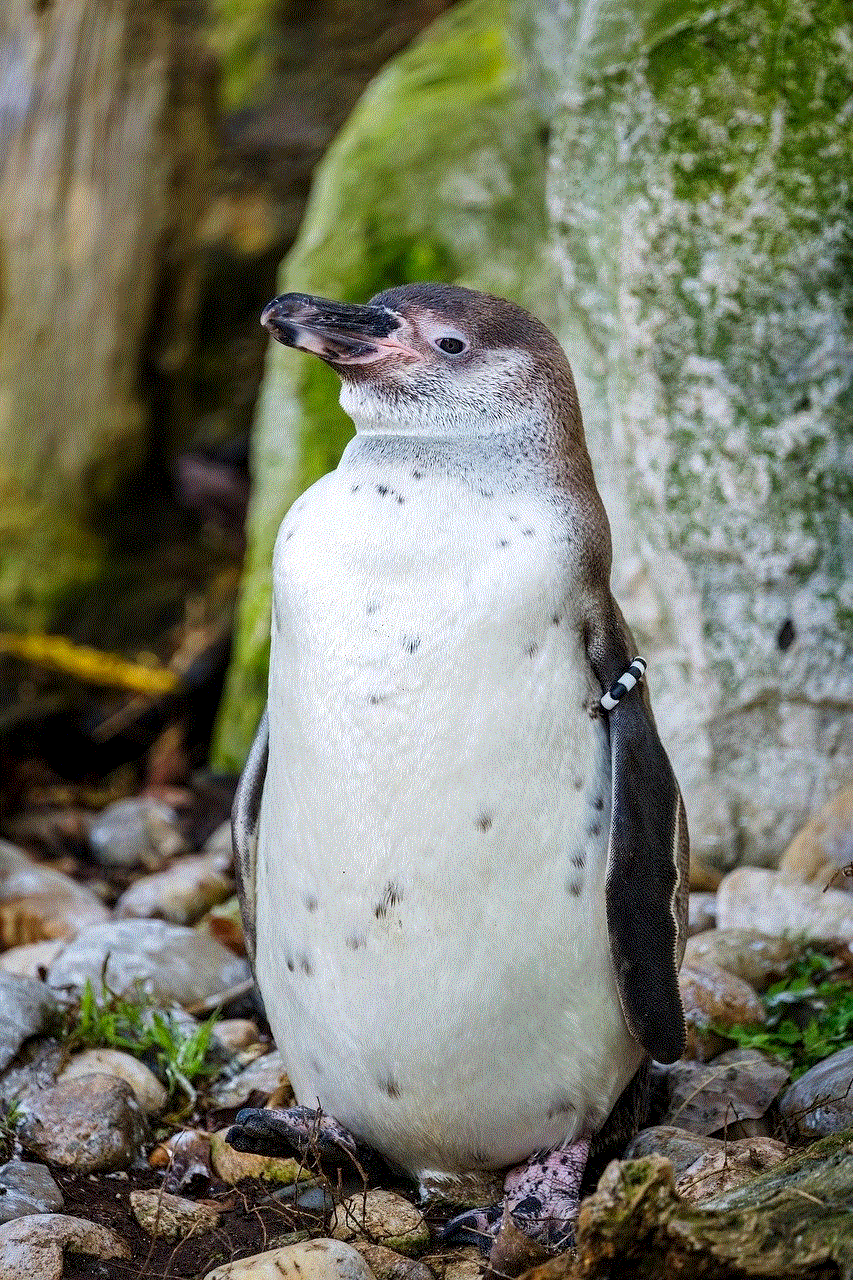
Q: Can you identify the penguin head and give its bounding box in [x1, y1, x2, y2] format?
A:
[261, 284, 581, 438]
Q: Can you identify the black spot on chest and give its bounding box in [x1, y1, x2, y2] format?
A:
[374, 881, 402, 919]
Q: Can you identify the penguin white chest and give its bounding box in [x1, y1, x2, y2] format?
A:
[256, 452, 640, 1180]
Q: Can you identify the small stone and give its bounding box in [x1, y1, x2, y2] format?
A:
[116, 850, 233, 926]
[0, 972, 59, 1071]
[0, 1212, 129, 1279]
[0, 840, 108, 947]
[152, 1129, 213, 1195]
[440, 1248, 483, 1280]
[86, 798, 187, 869]
[212, 1018, 260, 1052]
[660, 1048, 790, 1135]
[210, 1128, 308, 1185]
[354, 1243, 436, 1280]
[687, 892, 717, 937]
[779, 1044, 853, 1140]
[0, 940, 64, 979]
[332, 1189, 430, 1256]
[717, 869, 853, 942]
[18, 1074, 148, 1172]
[208, 1049, 290, 1109]
[129, 1188, 221, 1240]
[683, 929, 797, 991]
[204, 1236, 377, 1280]
[675, 1136, 789, 1203]
[0, 1040, 64, 1109]
[679, 963, 766, 1036]
[624, 1126, 726, 1176]
[780, 785, 853, 891]
[0, 1161, 64, 1223]
[47, 918, 250, 1007]
[58, 1049, 167, 1116]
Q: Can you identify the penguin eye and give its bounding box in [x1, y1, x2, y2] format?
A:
[434, 336, 468, 356]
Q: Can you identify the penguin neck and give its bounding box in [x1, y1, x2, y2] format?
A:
[339, 425, 551, 486]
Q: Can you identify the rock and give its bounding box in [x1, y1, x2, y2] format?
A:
[17, 1074, 148, 1172]
[781, 785, 853, 890]
[0, 840, 108, 946]
[129, 1188, 221, 1240]
[208, 1048, 290, 1109]
[0, 1212, 129, 1280]
[779, 1044, 853, 1140]
[440, 1249, 483, 1280]
[204, 1237, 377, 1280]
[200, 894, 248, 957]
[210, 1128, 307, 1185]
[687, 893, 717, 937]
[624, 1126, 726, 1176]
[684, 929, 797, 992]
[86, 797, 188, 869]
[212, 1018, 260, 1052]
[679, 963, 765, 1035]
[58, 1048, 167, 1116]
[47, 918, 251, 1007]
[0, 1040, 64, 1108]
[676, 1137, 790, 1204]
[689, 859, 723, 892]
[660, 1049, 790, 1135]
[204, 820, 234, 859]
[718, 870, 853, 942]
[332, 1189, 430, 1256]
[151, 1128, 213, 1195]
[354, 1244, 435, 1280]
[115, 850, 233, 925]
[0, 972, 58, 1071]
[0, 940, 64, 979]
[0, 1161, 64, 1224]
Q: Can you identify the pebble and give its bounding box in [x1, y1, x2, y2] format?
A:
[332, 1189, 430, 1256]
[0, 1161, 64, 1224]
[17, 1074, 148, 1172]
[0, 840, 108, 947]
[624, 1126, 727, 1176]
[130, 1188, 222, 1240]
[354, 1244, 436, 1280]
[779, 1044, 853, 1140]
[780, 785, 853, 890]
[660, 1049, 791, 1135]
[679, 963, 765, 1035]
[58, 1048, 167, 1116]
[204, 1237, 377, 1280]
[210, 1128, 307, 1185]
[208, 1049, 290, 1109]
[440, 1249, 483, 1280]
[47, 918, 250, 1007]
[717, 869, 853, 942]
[687, 892, 717, 936]
[0, 1212, 129, 1280]
[683, 929, 797, 992]
[0, 1040, 63, 1108]
[0, 940, 64, 980]
[86, 797, 188, 869]
[151, 1128, 213, 1195]
[212, 1018, 261, 1052]
[675, 1136, 789, 1203]
[0, 972, 59, 1072]
[116, 850, 233, 925]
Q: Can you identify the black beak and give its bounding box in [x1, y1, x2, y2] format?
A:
[261, 293, 405, 363]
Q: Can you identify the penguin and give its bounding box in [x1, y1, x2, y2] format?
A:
[227, 284, 688, 1253]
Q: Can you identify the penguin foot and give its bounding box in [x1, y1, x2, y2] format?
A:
[226, 1105, 371, 1174]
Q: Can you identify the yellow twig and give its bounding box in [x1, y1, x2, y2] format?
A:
[0, 632, 180, 695]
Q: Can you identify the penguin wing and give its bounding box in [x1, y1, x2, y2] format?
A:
[231, 706, 268, 967]
[586, 603, 688, 1064]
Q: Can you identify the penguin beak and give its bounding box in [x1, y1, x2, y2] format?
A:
[261, 293, 421, 365]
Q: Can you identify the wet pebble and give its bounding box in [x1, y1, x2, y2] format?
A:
[58, 1048, 167, 1116]
[208, 1048, 290, 1109]
[0, 1160, 64, 1223]
[0, 1212, 129, 1279]
[0, 840, 108, 947]
[779, 1044, 853, 1140]
[659, 1049, 790, 1135]
[86, 798, 187, 869]
[684, 929, 797, 992]
[0, 972, 59, 1072]
[332, 1189, 430, 1256]
[717, 869, 853, 942]
[130, 1188, 222, 1240]
[47, 918, 250, 1008]
[204, 1237, 377, 1280]
[18, 1074, 148, 1172]
[115, 850, 233, 925]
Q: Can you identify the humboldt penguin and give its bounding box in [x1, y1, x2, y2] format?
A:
[228, 284, 688, 1253]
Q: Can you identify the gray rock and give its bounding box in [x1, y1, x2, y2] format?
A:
[687, 893, 717, 937]
[779, 1045, 853, 1140]
[660, 1049, 791, 1136]
[718, 869, 853, 942]
[0, 972, 58, 1072]
[47, 919, 250, 1007]
[0, 1212, 129, 1279]
[17, 1073, 148, 1172]
[624, 1125, 725, 1176]
[0, 1161, 64, 1223]
[208, 1048, 288, 1109]
[0, 1040, 64, 1108]
[676, 1136, 789, 1204]
[86, 798, 187, 869]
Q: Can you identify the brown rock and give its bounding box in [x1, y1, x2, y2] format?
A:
[115, 850, 232, 925]
[689, 856, 723, 891]
[780, 784, 853, 890]
[130, 1188, 221, 1240]
[678, 963, 765, 1060]
[0, 840, 108, 946]
[332, 1189, 430, 1256]
[684, 929, 797, 991]
[676, 1136, 789, 1203]
[18, 1074, 148, 1172]
[354, 1243, 436, 1280]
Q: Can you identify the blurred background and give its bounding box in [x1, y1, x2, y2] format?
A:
[0, 0, 851, 879]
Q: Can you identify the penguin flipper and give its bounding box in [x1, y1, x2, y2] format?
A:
[231, 706, 268, 967]
[586, 607, 687, 1064]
